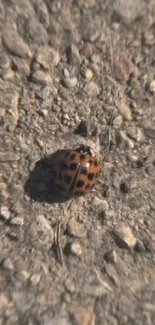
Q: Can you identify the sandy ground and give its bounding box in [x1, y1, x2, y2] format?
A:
[0, 0, 155, 324]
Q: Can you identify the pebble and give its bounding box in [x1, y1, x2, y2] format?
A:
[105, 264, 120, 286]
[113, 0, 145, 24]
[62, 76, 78, 88]
[70, 302, 95, 325]
[30, 273, 41, 285]
[84, 81, 100, 96]
[31, 70, 52, 85]
[82, 68, 93, 81]
[0, 206, 10, 220]
[2, 28, 32, 58]
[0, 293, 9, 310]
[75, 120, 97, 137]
[0, 52, 10, 69]
[0, 90, 19, 127]
[10, 217, 24, 226]
[16, 270, 30, 282]
[12, 58, 30, 76]
[3, 258, 14, 271]
[67, 219, 86, 238]
[27, 215, 53, 250]
[118, 130, 134, 148]
[114, 54, 134, 81]
[67, 44, 81, 65]
[135, 240, 146, 252]
[93, 197, 109, 211]
[70, 241, 83, 256]
[104, 250, 118, 264]
[149, 80, 155, 93]
[144, 127, 155, 139]
[113, 115, 123, 128]
[113, 225, 137, 249]
[126, 126, 144, 142]
[117, 100, 132, 121]
[49, 47, 60, 66]
[0, 68, 14, 80]
[34, 49, 51, 69]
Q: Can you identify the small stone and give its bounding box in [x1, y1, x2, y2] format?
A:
[3, 258, 14, 271]
[113, 115, 123, 128]
[0, 68, 14, 80]
[83, 68, 93, 81]
[10, 217, 24, 226]
[64, 279, 75, 293]
[70, 302, 95, 325]
[113, 225, 137, 249]
[84, 82, 100, 96]
[114, 54, 134, 81]
[49, 47, 60, 66]
[34, 49, 50, 69]
[67, 219, 85, 238]
[93, 197, 109, 211]
[12, 58, 30, 76]
[0, 52, 10, 69]
[118, 130, 134, 148]
[16, 270, 30, 282]
[104, 250, 118, 264]
[39, 109, 48, 118]
[31, 70, 51, 85]
[62, 76, 78, 88]
[66, 44, 81, 65]
[117, 100, 132, 121]
[27, 215, 53, 250]
[70, 241, 82, 256]
[0, 293, 9, 310]
[127, 126, 144, 142]
[135, 240, 146, 252]
[75, 120, 97, 137]
[0, 206, 10, 220]
[2, 28, 32, 58]
[105, 264, 120, 286]
[144, 127, 155, 139]
[149, 80, 155, 93]
[30, 273, 41, 285]
[113, 0, 145, 25]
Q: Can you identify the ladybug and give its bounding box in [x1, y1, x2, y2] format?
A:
[56, 144, 101, 197]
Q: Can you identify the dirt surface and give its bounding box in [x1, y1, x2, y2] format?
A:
[1, 0, 155, 324]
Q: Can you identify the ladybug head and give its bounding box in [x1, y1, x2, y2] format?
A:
[75, 145, 92, 157]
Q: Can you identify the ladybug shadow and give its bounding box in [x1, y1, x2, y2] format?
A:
[24, 149, 71, 204]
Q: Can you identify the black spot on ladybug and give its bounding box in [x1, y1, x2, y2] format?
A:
[70, 153, 76, 160]
[74, 190, 84, 196]
[89, 159, 93, 166]
[76, 180, 85, 188]
[64, 175, 72, 185]
[69, 163, 77, 171]
[93, 160, 98, 167]
[80, 154, 86, 160]
[80, 167, 88, 175]
[88, 173, 95, 181]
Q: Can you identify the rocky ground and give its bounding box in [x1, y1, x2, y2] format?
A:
[0, 0, 155, 324]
